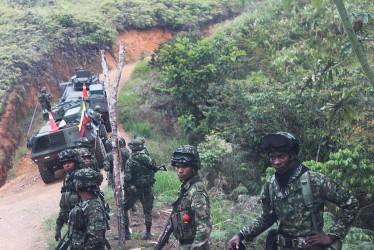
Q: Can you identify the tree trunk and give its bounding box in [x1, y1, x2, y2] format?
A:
[100, 50, 111, 101]
[101, 44, 127, 243]
[335, 0, 374, 84]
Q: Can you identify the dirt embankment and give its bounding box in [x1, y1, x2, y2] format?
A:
[0, 28, 172, 188]
[0, 28, 172, 250]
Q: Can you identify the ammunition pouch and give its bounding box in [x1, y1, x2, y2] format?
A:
[171, 210, 196, 241]
[69, 207, 86, 250]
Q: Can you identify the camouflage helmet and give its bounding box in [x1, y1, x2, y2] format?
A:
[128, 138, 145, 152]
[77, 148, 91, 157]
[105, 136, 126, 150]
[260, 131, 299, 155]
[73, 168, 103, 192]
[58, 149, 81, 163]
[76, 137, 90, 149]
[94, 105, 101, 112]
[41, 87, 47, 93]
[171, 145, 201, 170]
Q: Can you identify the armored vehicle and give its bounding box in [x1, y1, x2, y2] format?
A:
[27, 73, 110, 184]
[72, 68, 100, 90]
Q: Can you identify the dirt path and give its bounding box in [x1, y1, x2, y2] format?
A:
[0, 29, 172, 250]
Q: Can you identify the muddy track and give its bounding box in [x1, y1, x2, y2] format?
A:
[0, 29, 171, 250]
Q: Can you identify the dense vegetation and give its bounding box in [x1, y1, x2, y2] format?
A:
[119, 0, 374, 247]
[0, 0, 243, 113]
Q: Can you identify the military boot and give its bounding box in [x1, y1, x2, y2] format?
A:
[141, 226, 151, 240]
[125, 226, 131, 240]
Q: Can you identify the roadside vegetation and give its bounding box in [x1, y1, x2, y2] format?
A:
[0, 0, 244, 114]
[118, 0, 374, 248]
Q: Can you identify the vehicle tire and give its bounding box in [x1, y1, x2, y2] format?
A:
[38, 165, 56, 184]
[95, 136, 106, 169]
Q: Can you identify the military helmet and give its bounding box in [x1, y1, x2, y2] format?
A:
[171, 145, 201, 170]
[41, 87, 46, 93]
[78, 148, 91, 157]
[73, 168, 103, 192]
[94, 105, 101, 112]
[76, 137, 90, 149]
[58, 149, 81, 163]
[260, 131, 299, 155]
[128, 138, 145, 151]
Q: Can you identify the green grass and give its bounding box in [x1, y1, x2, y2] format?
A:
[153, 171, 180, 205]
[123, 121, 153, 138]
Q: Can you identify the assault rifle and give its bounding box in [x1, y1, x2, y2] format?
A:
[55, 232, 70, 250]
[154, 214, 173, 250]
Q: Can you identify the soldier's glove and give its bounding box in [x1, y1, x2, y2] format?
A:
[55, 224, 62, 241]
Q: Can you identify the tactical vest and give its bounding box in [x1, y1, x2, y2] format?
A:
[171, 177, 205, 241]
[60, 174, 80, 210]
[130, 153, 156, 188]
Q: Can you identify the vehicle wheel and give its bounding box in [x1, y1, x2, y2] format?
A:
[95, 136, 106, 169]
[37, 165, 56, 184]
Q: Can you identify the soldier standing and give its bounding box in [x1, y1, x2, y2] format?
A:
[68, 168, 109, 249]
[78, 148, 100, 172]
[38, 87, 52, 111]
[123, 138, 159, 240]
[103, 136, 130, 189]
[55, 149, 82, 242]
[227, 132, 359, 250]
[167, 145, 212, 249]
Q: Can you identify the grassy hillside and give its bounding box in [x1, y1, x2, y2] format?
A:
[118, 0, 374, 242]
[0, 0, 244, 113]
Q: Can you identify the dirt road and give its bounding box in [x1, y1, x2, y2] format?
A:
[0, 62, 134, 250]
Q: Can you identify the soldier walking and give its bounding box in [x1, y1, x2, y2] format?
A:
[38, 87, 52, 111]
[123, 138, 159, 240]
[55, 149, 82, 242]
[158, 145, 212, 249]
[227, 132, 359, 250]
[68, 168, 109, 249]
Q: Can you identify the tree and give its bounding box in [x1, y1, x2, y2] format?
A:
[282, 0, 374, 84]
[101, 43, 126, 243]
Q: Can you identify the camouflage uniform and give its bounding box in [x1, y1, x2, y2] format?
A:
[38, 87, 52, 111]
[55, 149, 82, 241]
[172, 175, 212, 250]
[103, 137, 130, 189]
[123, 147, 158, 238]
[238, 162, 359, 249]
[78, 148, 100, 172]
[68, 168, 108, 250]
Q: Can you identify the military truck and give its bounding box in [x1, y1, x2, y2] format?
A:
[27, 75, 110, 184]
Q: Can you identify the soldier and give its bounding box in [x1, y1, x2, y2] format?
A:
[123, 138, 159, 240]
[78, 148, 100, 172]
[38, 87, 52, 111]
[68, 168, 109, 249]
[103, 136, 130, 189]
[55, 149, 82, 242]
[168, 145, 212, 249]
[227, 132, 359, 250]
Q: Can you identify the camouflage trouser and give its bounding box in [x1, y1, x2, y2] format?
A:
[123, 186, 154, 228]
[106, 172, 114, 189]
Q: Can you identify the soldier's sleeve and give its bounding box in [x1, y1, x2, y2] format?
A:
[320, 174, 359, 239]
[123, 158, 133, 185]
[84, 200, 106, 249]
[239, 181, 277, 241]
[190, 186, 212, 249]
[103, 154, 112, 172]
